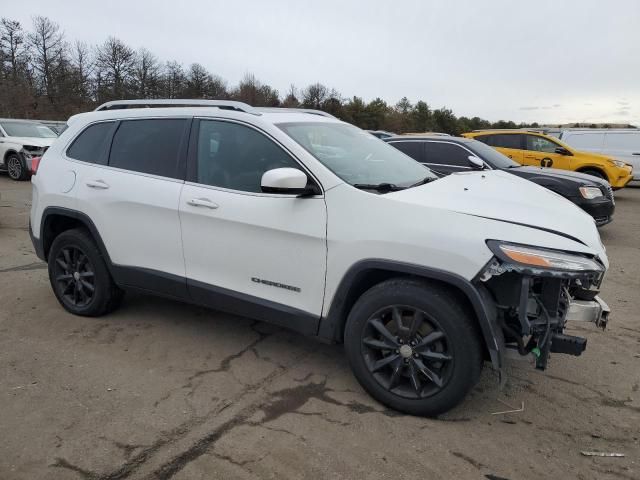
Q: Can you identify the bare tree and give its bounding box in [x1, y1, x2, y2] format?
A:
[95, 37, 136, 101]
[231, 73, 278, 106]
[66, 40, 94, 107]
[282, 84, 300, 107]
[1, 18, 28, 82]
[185, 63, 210, 97]
[206, 74, 227, 99]
[29, 16, 66, 103]
[301, 83, 329, 109]
[162, 60, 186, 98]
[133, 48, 161, 98]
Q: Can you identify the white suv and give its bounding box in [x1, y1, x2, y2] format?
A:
[30, 100, 610, 416]
[0, 119, 58, 180]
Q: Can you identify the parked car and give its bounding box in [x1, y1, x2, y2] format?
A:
[37, 120, 68, 135]
[0, 119, 58, 180]
[367, 129, 395, 139]
[462, 130, 634, 189]
[30, 99, 610, 416]
[558, 129, 640, 184]
[385, 135, 616, 226]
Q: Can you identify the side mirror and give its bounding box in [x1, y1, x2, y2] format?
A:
[261, 168, 316, 195]
[468, 155, 485, 169]
[555, 147, 572, 156]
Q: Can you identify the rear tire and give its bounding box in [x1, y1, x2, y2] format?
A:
[6, 153, 28, 181]
[344, 278, 483, 417]
[48, 228, 123, 316]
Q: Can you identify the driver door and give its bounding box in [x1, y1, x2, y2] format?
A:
[179, 119, 327, 334]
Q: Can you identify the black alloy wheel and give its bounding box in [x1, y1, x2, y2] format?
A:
[344, 279, 484, 417]
[53, 245, 96, 309]
[47, 228, 123, 316]
[362, 305, 453, 399]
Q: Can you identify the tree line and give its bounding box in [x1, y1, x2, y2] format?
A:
[1, 15, 541, 135]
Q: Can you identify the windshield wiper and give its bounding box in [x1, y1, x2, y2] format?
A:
[408, 176, 438, 188]
[353, 182, 405, 192]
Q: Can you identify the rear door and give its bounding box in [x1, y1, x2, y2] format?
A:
[179, 118, 327, 333]
[72, 117, 190, 296]
[523, 134, 571, 170]
[478, 134, 524, 163]
[423, 141, 476, 175]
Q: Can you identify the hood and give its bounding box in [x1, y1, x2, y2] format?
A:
[514, 166, 609, 187]
[6, 136, 56, 148]
[388, 170, 604, 252]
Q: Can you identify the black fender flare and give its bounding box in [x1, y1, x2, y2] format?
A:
[39, 206, 113, 265]
[317, 259, 504, 372]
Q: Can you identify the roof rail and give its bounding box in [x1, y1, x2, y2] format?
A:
[256, 107, 337, 119]
[94, 99, 261, 115]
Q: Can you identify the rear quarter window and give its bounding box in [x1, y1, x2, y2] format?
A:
[66, 122, 116, 164]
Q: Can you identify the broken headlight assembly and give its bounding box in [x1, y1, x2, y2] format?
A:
[486, 241, 604, 275]
[478, 240, 607, 372]
[20, 145, 47, 160]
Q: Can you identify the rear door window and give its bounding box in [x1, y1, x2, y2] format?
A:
[67, 122, 116, 164]
[486, 134, 522, 149]
[424, 142, 470, 166]
[108, 119, 188, 179]
[388, 141, 424, 162]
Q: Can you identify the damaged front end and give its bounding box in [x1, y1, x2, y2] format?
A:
[477, 240, 609, 371]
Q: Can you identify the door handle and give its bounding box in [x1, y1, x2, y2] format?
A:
[187, 198, 219, 209]
[86, 180, 109, 189]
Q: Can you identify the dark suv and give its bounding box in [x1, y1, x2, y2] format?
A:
[385, 135, 615, 226]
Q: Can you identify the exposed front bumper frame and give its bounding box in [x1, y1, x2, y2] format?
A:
[566, 295, 610, 329]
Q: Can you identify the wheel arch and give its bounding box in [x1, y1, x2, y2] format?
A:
[40, 207, 112, 267]
[575, 165, 610, 182]
[3, 148, 19, 162]
[317, 259, 503, 371]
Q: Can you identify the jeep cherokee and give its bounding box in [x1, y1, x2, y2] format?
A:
[30, 100, 610, 416]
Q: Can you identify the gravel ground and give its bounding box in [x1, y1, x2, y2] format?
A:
[1, 176, 638, 480]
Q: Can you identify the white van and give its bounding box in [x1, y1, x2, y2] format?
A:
[559, 129, 640, 182]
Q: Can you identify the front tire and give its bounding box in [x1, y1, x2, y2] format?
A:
[6, 153, 28, 181]
[48, 228, 123, 316]
[344, 279, 483, 417]
[581, 169, 607, 181]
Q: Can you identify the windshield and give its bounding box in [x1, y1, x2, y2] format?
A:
[465, 139, 520, 169]
[0, 121, 57, 138]
[278, 122, 436, 188]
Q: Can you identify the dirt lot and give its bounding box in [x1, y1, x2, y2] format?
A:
[0, 176, 638, 480]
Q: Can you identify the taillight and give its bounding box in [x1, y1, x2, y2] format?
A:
[30, 156, 42, 175]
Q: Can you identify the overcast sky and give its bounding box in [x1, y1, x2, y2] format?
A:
[5, 0, 640, 125]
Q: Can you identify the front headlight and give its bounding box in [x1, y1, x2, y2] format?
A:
[487, 240, 603, 272]
[579, 186, 604, 199]
[608, 159, 626, 168]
